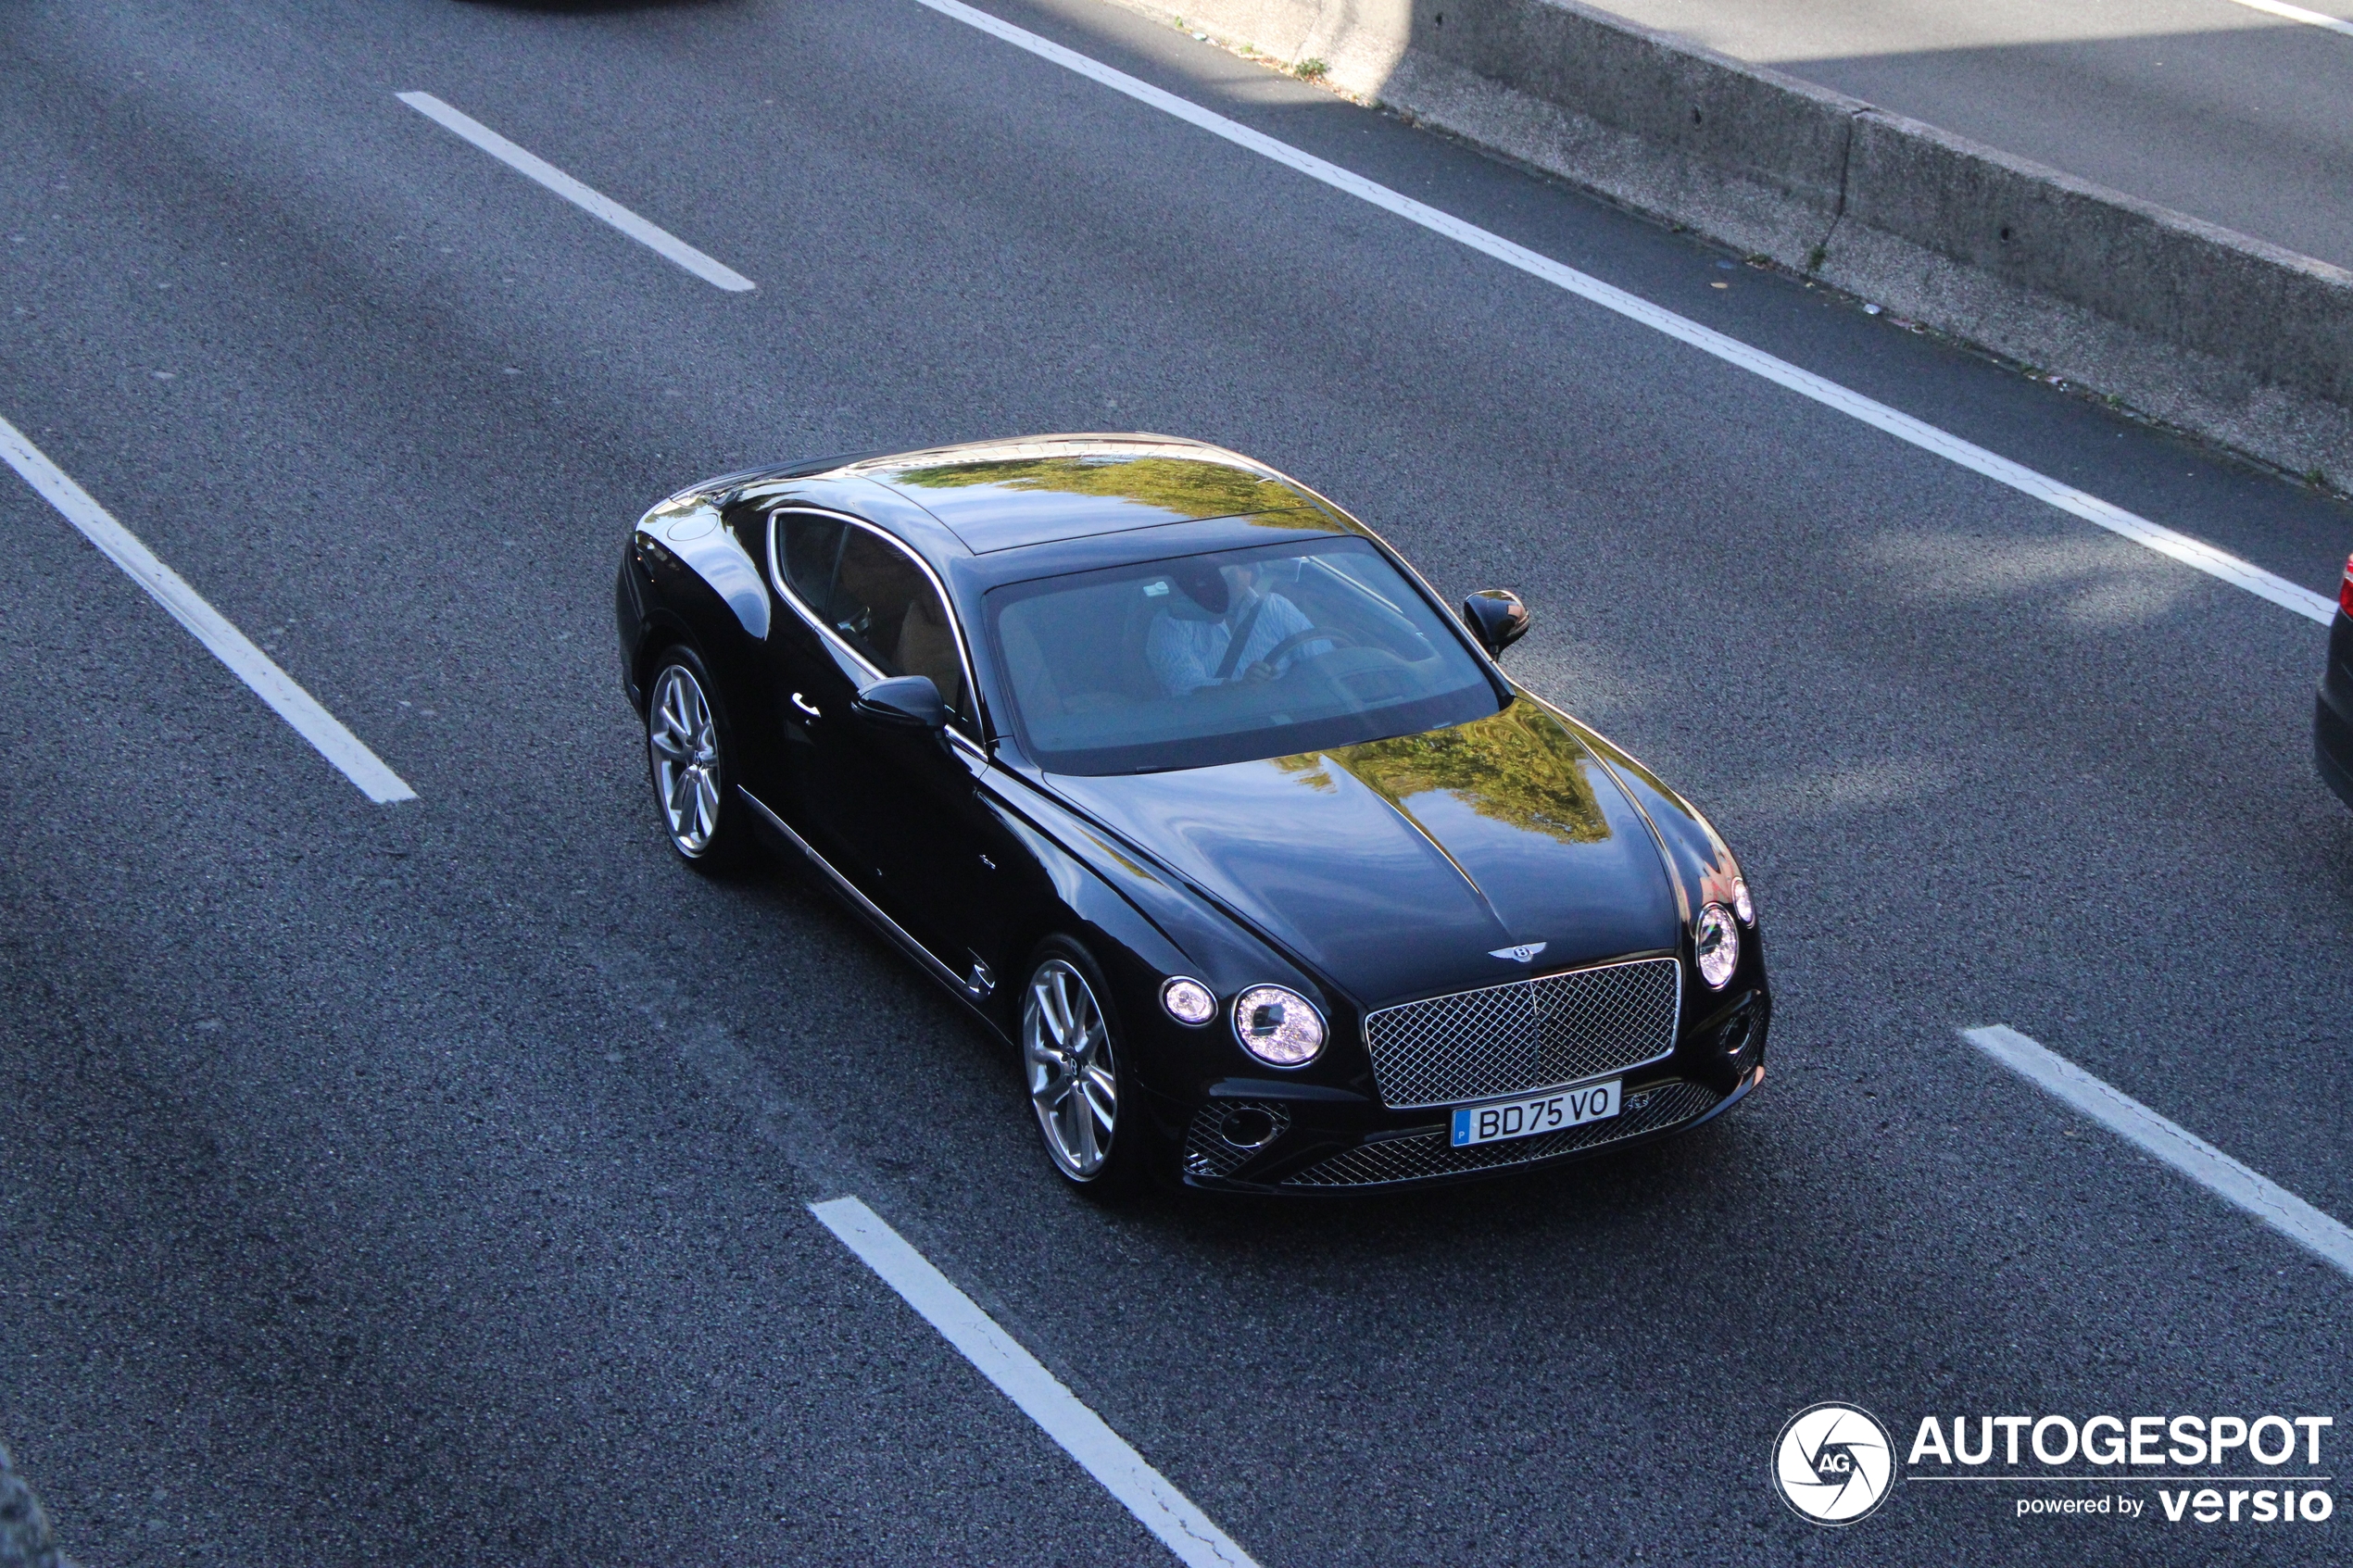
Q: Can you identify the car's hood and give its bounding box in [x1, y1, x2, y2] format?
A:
[1045, 699, 1683, 1005]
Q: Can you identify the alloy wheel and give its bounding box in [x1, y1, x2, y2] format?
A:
[648, 663, 723, 856]
[1024, 958, 1118, 1180]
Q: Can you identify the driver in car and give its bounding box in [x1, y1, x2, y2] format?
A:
[1145, 558, 1328, 696]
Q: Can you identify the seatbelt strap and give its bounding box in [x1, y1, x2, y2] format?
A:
[1212, 594, 1269, 682]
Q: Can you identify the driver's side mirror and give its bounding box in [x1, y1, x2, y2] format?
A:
[1461, 589, 1530, 658]
[852, 674, 949, 732]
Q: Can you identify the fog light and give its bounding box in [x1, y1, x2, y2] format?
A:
[1217, 1106, 1282, 1149]
[1718, 1009, 1756, 1060]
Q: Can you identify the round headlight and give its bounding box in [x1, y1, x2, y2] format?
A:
[1161, 977, 1217, 1026]
[1233, 985, 1326, 1067]
[1693, 903, 1739, 990]
[1731, 875, 1755, 925]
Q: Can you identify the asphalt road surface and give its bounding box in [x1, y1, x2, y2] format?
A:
[1591, 0, 2353, 270]
[3, 0, 2351, 1563]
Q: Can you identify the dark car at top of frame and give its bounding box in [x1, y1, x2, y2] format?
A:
[613, 435, 1768, 1195]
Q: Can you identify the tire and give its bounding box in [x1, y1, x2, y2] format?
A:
[1020, 938, 1154, 1199]
[643, 644, 749, 872]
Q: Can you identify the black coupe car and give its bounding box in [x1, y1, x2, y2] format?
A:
[615, 435, 1768, 1194]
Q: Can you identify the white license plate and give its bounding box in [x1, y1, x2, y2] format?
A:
[1450, 1079, 1620, 1148]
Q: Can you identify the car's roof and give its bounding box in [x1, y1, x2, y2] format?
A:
[835, 434, 1337, 554]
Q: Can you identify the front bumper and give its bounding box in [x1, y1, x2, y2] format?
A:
[2319, 695, 2353, 809]
[1171, 995, 1768, 1194]
[2318, 690, 2353, 810]
[2320, 608, 2353, 809]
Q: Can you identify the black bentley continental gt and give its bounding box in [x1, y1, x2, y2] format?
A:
[614, 436, 1768, 1195]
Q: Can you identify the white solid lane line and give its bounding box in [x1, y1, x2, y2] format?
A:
[809, 1197, 1259, 1568]
[1964, 1025, 2353, 1278]
[914, 0, 2335, 627]
[395, 93, 756, 293]
[2219, 0, 2353, 39]
[0, 416, 416, 804]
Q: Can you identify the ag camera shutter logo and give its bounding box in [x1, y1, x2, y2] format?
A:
[1775, 1403, 1895, 1524]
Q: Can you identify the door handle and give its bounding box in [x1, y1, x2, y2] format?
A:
[790, 692, 820, 719]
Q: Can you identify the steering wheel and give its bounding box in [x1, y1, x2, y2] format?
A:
[1247, 626, 1353, 677]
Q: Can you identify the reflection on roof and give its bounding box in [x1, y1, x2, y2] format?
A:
[851, 435, 1332, 553]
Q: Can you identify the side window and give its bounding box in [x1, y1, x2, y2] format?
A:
[832, 529, 969, 721]
[774, 512, 845, 611]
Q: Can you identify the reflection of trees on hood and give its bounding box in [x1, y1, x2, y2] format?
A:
[1276, 700, 1611, 846]
[890, 456, 1328, 522]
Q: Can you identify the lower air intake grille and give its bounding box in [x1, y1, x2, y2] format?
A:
[1362, 956, 1682, 1110]
[1279, 1079, 1718, 1188]
[1183, 1101, 1292, 1179]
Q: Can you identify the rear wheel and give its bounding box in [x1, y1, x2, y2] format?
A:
[1021, 941, 1151, 1198]
[645, 646, 748, 870]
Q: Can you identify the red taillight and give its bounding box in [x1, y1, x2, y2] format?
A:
[2342, 554, 2353, 616]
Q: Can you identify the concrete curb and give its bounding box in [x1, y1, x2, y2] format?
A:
[1126, 0, 2353, 483]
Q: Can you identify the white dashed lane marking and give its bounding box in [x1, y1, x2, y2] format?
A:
[913, 0, 2335, 626]
[0, 414, 416, 803]
[2219, 0, 2353, 41]
[396, 92, 756, 293]
[810, 1196, 1259, 1568]
[1965, 1025, 2353, 1277]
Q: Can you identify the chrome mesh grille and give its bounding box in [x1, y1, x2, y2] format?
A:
[1362, 956, 1682, 1110]
[1280, 1079, 1718, 1187]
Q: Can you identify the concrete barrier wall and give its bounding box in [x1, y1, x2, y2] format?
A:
[1119, 0, 2353, 481]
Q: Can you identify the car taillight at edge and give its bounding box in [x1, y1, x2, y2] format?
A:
[2341, 553, 2353, 616]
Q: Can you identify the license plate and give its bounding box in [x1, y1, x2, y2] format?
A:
[1450, 1079, 1620, 1148]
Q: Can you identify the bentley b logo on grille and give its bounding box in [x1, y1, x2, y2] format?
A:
[1488, 943, 1546, 963]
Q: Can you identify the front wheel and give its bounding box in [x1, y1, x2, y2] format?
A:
[645, 646, 748, 871]
[1022, 942, 1151, 1198]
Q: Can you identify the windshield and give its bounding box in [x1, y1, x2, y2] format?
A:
[986, 535, 1502, 774]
